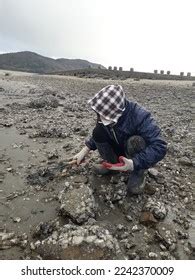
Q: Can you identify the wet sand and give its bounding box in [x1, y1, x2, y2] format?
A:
[0, 70, 194, 259]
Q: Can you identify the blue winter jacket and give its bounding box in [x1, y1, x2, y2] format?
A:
[85, 100, 167, 170]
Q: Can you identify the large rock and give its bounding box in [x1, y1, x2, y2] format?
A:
[33, 224, 126, 260]
[59, 185, 97, 224]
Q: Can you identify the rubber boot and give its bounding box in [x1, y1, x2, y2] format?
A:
[127, 169, 146, 195]
[125, 136, 146, 195]
[93, 142, 118, 175]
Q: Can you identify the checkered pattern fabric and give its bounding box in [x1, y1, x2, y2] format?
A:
[88, 85, 126, 123]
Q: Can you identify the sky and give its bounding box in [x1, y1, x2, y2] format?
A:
[0, 0, 194, 75]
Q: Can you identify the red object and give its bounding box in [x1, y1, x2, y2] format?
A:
[102, 156, 125, 169]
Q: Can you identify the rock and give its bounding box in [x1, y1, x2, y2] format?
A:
[27, 167, 55, 186]
[29, 126, 67, 138]
[59, 185, 97, 224]
[62, 142, 72, 151]
[139, 211, 158, 226]
[188, 223, 195, 251]
[47, 150, 59, 160]
[72, 236, 84, 245]
[184, 221, 190, 230]
[0, 172, 5, 182]
[3, 122, 13, 127]
[6, 190, 27, 201]
[0, 107, 6, 112]
[126, 215, 133, 222]
[148, 252, 158, 259]
[64, 181, 70, 187]
[30, 242, 36, 250]
[12, 217, 21, 223]
[28, 96, 59, 109]
[6, 168, 13, 172]
[169, 243, 176, 252]
[73, 175, 88, 184]
[159, 243, 167, 251]
[0, 87, 5, 92]
[160, 252, 170, 260]
[0, 232, 15, 241]
[176, 230, 188, 239]
[132, 225, 140, 232]
[79, 129, 88, 136]
[33, 224, 126, 260]
[0, 231, 28, 250]
[155, 225, 177, 250]
[179, 157, 192, 166]
[143, 198, 167, 220]
[144, 184, 156, 195]
[110, 181, 127, 203]
[148, 168, 159, 178]
[117, 224, 124, 230]
[33, 219, 59, 239]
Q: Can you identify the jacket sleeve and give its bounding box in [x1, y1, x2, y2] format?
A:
[131, 105, 167, 170]
[85, 137, 97, 151]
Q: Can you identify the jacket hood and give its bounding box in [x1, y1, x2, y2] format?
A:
[88, 85, 126, 123]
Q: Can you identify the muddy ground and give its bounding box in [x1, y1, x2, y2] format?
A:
[0, 70, 194, 260]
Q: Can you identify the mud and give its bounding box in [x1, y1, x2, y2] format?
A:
[0, 70, 194, 259]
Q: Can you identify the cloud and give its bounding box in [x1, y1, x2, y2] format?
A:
[0, 0, 195, 74]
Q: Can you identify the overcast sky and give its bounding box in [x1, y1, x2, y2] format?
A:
[0, 0, 194, 74]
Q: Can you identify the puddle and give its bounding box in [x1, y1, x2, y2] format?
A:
[0, 127, 62, 259]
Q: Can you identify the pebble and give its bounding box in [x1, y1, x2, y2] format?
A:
[149, 252, 158, 259]
[132, 225, 139, 232]
[6, 168, 13, 172]
[126, 215, 133, 222]
[148, 168, 159, 178]
[12, 217, 21, 223]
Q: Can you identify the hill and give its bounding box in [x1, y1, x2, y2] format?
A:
[0, 51, 105, 73]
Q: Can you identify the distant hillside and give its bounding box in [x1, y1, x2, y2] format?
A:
[56, 58, 104, 71]
[0, 51, 105, 73]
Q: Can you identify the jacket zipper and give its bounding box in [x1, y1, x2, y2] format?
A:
[110, 127, 119, 145]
